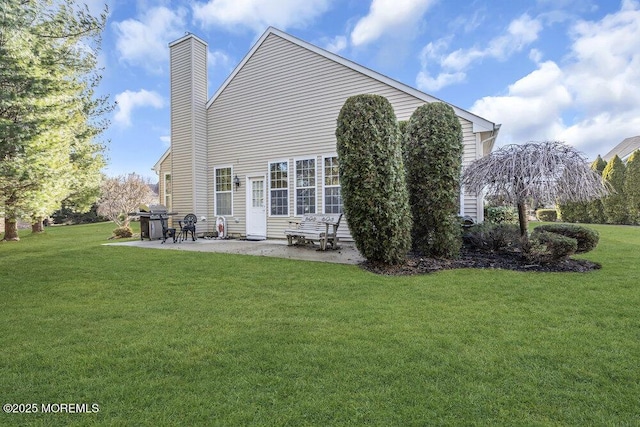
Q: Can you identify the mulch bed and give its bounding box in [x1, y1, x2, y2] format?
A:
[361, 248, 601, 276]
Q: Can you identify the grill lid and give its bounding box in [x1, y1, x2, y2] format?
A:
[149, 204, 168, 214]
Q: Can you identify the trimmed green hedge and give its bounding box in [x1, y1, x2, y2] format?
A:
[527, 230, 577, 262]
[536, 209, 557, 222]
[404, 102, 463, 258]
[533, 223, 599, 254]
[335, 94, 412, 265]
[463, 223, 520, 252]
[485, 206, 518, 224]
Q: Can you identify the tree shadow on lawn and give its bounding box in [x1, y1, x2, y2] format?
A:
[362, 248, 601, 276]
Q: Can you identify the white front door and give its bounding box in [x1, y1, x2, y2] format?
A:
[246, 176, 266, 240]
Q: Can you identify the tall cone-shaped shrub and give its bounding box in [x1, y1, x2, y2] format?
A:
[587, 155, 607, 223]
[602, 155, 628, 224]
[404, 102, 463, 258]
[335, 94, 412, 264]
[624, 150, 640, 224]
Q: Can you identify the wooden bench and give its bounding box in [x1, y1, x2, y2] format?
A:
[284, 214, 343, 250]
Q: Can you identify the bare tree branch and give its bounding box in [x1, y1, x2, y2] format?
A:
[97, 174, 154, 227]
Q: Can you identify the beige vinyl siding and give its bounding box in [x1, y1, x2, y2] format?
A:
[192, 41, 208, 226]
[158, 154, 172, 207]
[156, 154, 175, 227]
[170, 40, 193, 214]
[206, 33, 482, 239]
[461, 121, 479, 220]
[169, 36, 208, 230]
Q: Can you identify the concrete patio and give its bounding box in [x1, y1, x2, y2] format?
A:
[105, 237, 365, 265]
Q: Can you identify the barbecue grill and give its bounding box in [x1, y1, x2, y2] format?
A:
[137, 204, 171, 240]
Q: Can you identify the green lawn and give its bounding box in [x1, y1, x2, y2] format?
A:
[1, 222, 639, 426]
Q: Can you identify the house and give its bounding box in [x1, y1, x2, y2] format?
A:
[153, 27, 500, 240]
[604, 135, 640, 162]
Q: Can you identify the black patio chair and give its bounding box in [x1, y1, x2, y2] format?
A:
[159, 215, 176, 243]
[178, 213, 197, 241]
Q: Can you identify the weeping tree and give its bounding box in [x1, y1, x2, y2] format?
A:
[462, 141, 609, 243]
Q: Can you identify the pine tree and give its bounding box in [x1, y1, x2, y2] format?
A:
[602, 155, 628, 224]
[0, 0, 109, 240]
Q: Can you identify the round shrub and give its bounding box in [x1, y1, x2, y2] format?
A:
[113, 226, 133, 238]
[463, 223, 520, 252]
[335, 94, 412, 265]
[536, 209, 558, 222]
[404, 102, 463, 258]
[533, 224, 599, 254]
[485, 206, 518, 224]
[527, 230, 577, 262]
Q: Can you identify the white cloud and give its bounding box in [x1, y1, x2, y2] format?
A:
[416, 71, 466, 92]
[565, 2, 640, 114]
[417, 14, 543, 92]
[112, 6, 186, 73]
[208, 49, 232, 70]
[324, 35, 347, 54]
[350, 0, 436, 46]
[160, 135, 171, 147]
[529, 48, 543, 63]
[114, 90, 164, 127]
[192, 0, 331, 33]
[470, 2, 640, 159]
[471, 61, 571, 141]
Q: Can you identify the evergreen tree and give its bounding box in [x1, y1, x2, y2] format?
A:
[558, 201, 590, 223]
[602, 155, 628, 224]
[0, 0, 109, 240]
[592, 155, 607, 174]
[587, 155, 607, 223]
[404, 102, 463, 258]
[335, 94, 412, 265]
[624, 150, 640, 224]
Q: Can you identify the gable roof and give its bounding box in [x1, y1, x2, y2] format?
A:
[152, 148, 170, 173]
[604, 135, 640, 161]
[206, 27, 499, 134]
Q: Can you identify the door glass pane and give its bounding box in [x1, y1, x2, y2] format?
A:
[252, 180, 264, 208]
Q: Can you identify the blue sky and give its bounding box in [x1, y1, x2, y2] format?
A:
[90, 0, 640, 180]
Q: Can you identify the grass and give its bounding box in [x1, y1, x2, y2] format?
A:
[1, 222, 639, 426]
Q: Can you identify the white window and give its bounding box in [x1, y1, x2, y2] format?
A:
[323, 156, 342, 214]
[269, 161, 288, 216]
[164, 173, 172, 210]
[295, 158, 316, 215]
[215, 167, 232, 216]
